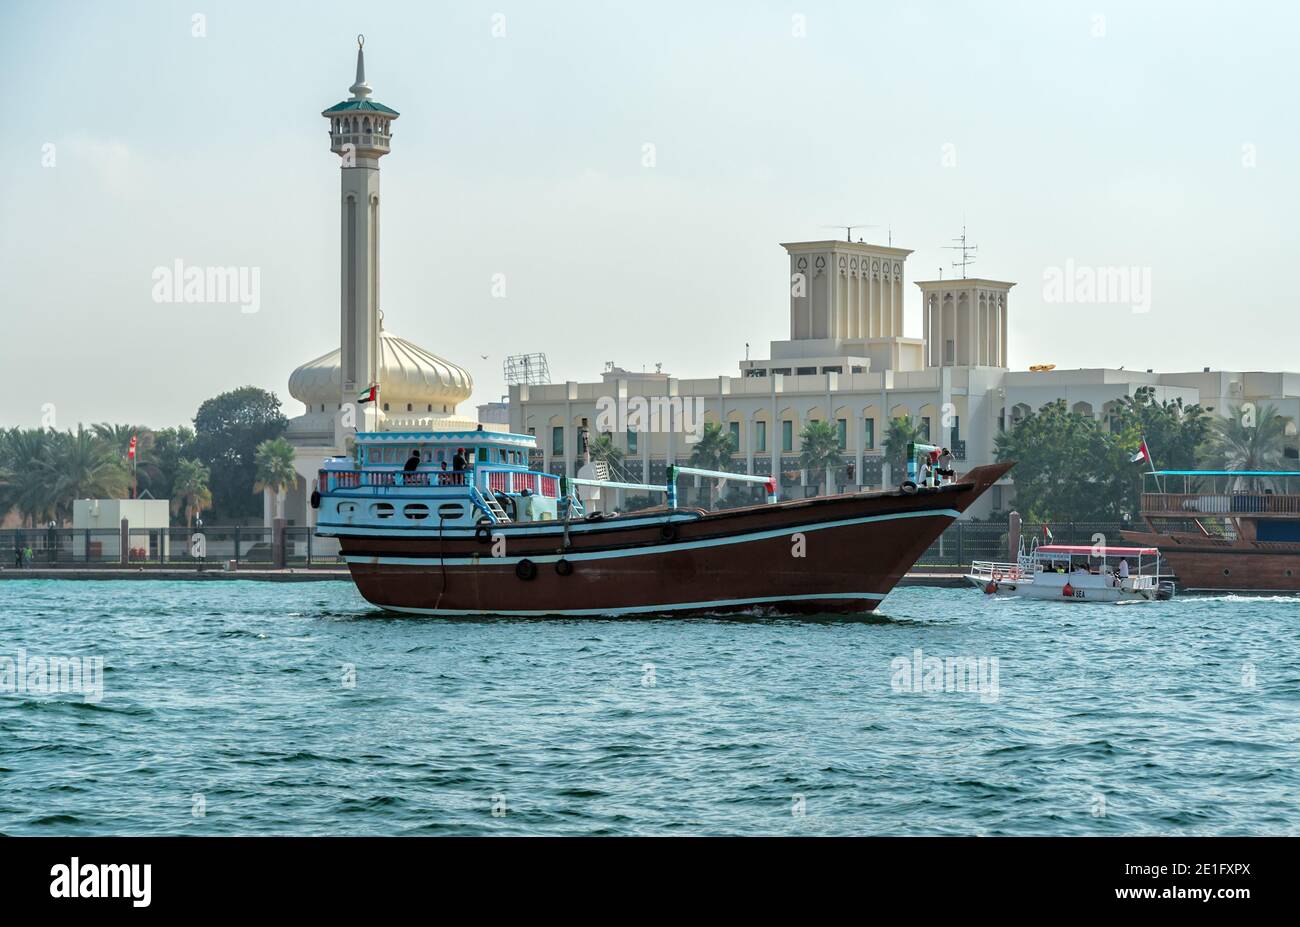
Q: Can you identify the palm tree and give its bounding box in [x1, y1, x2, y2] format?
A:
[171, 458, 213, 528]
[92, 424, 158, 495]
[688, 422, 738, 508]
[3, 428, 58, 525]
[883, 416, 927, 483]
[586, 432, 626, 478]
[253, 437, 299, 519]
[1203, 403, 1297, 489]
[799, 420, 842, 496]
[39, 426, 130, 523]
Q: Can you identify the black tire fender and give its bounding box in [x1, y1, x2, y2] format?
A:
[659, 523, 678, 541]
[554, 558, 573, 576]
[515, 559, 537, 581]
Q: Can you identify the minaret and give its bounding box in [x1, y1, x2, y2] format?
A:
[322, 35, 399, 433]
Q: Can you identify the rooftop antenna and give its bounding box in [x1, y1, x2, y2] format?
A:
[821, 223, 879, 243]
[944, 224, 978, 278]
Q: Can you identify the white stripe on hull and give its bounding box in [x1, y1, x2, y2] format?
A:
[343, 507, 962, 566]
[374, 591, 887, 617]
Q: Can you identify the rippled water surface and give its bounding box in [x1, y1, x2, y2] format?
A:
[0, 579, 1296, 835]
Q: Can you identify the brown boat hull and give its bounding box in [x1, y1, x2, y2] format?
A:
[334, 463, 1011, 616]
[1123, 529, 1300, 594]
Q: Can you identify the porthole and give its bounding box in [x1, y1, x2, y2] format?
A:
[1222, 568, 1231, 576]
[403, 503, 429, 521]
[371, 502, 395, 519]
[438, 503, 465, 520]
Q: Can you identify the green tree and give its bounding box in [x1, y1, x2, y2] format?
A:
[1202, 403, 1297, 489]
[171, 458, 213, 529]
[1107, 387, 1212, 510]
[799, 420, 842, 496]
[149, 426, 197, 504]
[192, 386, 287, 520]
[93, 423, 159, 496]
[994, 400, 1115, 522]
[253, 437, 299, 519]
[1, 428, 58, 525]
[587, 432, 626, 478]
[40, 426, 131, 523]
[688, 422, 738, 508]
[882, 416, 926, 481]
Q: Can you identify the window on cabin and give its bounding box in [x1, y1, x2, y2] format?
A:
[477, 447, 488, 462]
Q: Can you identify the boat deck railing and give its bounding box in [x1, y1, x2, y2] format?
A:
[323, 466, 560, 498]
[1140, 492, 1300, 517]
[968, 560, 1029, 581]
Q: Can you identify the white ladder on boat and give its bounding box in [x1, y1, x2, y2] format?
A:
[480, 489, 511, 523]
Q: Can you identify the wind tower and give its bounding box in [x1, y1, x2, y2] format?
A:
[322, 35, 399, 434]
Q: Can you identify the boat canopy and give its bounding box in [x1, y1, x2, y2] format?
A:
[1147, 470, 1299, 478]
[1037, 545, 1158, 556]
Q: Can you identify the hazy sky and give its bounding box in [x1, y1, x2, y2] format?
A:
[2, 0, 1297, 430]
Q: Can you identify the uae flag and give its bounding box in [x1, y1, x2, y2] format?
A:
[357, 385, 378, 404]
[1042, 525, 1054, 542]
[1130, 439, 1150, 464]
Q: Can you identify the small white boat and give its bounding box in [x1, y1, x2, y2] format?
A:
[967, 543, 1175, 603]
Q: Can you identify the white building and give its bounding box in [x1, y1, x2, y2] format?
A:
[509, 238, 1300, 518]
[71, 499, 171, 559]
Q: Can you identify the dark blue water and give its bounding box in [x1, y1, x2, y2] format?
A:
[1, 579, 1295, 835]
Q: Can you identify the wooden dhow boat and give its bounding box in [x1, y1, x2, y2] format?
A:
[313, 430, 1010, 617]
[1123, 469, 1300, 594]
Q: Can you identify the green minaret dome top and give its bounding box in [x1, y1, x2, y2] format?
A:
[322, 35, 400, 118]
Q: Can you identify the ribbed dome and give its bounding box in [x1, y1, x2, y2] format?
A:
[288, 329, 473, 408]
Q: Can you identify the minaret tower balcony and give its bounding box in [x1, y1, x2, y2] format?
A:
[321, 34, 400, 167]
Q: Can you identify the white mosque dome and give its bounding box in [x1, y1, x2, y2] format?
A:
[288, 327, 473, 411]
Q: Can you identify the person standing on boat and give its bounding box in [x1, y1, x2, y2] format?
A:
[1118, 558, 1130, 582]
[452, 449, 466, 472]
[936, 448, 955, 484]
